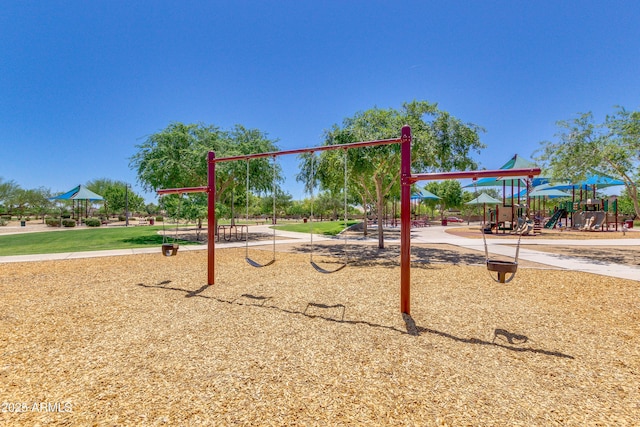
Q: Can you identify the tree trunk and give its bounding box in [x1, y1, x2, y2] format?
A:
[196, 218, 203, 241]
[360, 193, 368, 236]
[629, 184, 640, 219]
[376, 197, 385, 249]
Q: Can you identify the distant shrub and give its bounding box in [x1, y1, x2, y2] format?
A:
[46, 218, 61, 227]
[62, 219, 76, 227]
[155, 216, 164, 222]
[84, 218, 101, 227]
[0, 219, 7, 226]
[118, 215, 126, 221]
[1, 215, 12, 221]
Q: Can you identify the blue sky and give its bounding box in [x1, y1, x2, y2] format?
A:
[1, 1, 639, 202]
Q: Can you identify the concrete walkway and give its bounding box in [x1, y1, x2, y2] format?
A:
[410, 225, 640, 282]
[1, 224, 638, 282]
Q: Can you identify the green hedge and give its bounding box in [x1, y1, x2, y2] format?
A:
[46, 218, 61, 227]
[84, 218, 101, 227]
[62, 219, 76, 227]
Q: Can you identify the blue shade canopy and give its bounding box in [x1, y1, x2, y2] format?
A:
[538, 174, 625, 192]
[531, 177, 551, 187]
[465, 193, 502, 205]
[529, 188, 572, 198]
[580, 174, 625, 188]
[50, 185, 104, 201]
[463, 154, 539, 188]
[512, 183, 571, 198]
[411, 190, 440, 200]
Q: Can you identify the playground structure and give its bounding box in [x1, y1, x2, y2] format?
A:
[158, 126, 540, 314]
[543, 197, 620, 231]
[484, 204, 535, 235]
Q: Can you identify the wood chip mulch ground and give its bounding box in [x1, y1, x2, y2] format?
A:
[1, 248, 638, 426]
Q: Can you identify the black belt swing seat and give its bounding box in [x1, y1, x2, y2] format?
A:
[308, 150, 348, 274]
[244, 157, 277, 268]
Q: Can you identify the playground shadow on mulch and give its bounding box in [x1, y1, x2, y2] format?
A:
[286, 243, 487, 268]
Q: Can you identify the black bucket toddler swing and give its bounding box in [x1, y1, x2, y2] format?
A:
[474, 179, 524, 283]
[161, 193, 184, 257]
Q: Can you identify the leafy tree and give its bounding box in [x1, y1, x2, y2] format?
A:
[287, 199, 312, 218]
[0, 178, 20, 213]
[130, 122, 281, 228]
[90, 181, 145, 217]
[86, 178, 143, 217]
[298, 100, 484, 248]
[536, 107, 640, 217]
[617, 187, 639, 218]
[418, 183, 442, 220]
[26, 187, 53, 222]
[6, 188, 29, 218]
[130, 123, 225, 191]
[145, 203, 159, 216]
[6, 187, 52, 220]
[85, 178, 111, 201]
[258, 188, 293, 220]
[181, 193, 208, 239]
[108, 185, 145, 217]
[424, 180, 463, 218]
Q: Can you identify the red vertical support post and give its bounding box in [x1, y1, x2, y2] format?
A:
[400, 125, 412, 314]
[207, 151, 216, 286]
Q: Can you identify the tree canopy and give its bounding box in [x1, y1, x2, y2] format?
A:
[536, 107, 640, 217]
[86, 178, 145, 217]
[0, 178, 20, 210]
[297, 100, 484, 248]
[130, 122, 281, 224]
[424, 180, 463, 218]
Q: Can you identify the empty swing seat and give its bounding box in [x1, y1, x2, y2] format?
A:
[245, 257, 275, 268]
[310, 261, 347, 274]
[486, 259, 518, 283]
[162, 243, 179, 257]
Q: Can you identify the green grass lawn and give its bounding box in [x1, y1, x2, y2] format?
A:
[272, 220, 359, 236]
[0, 226, 200, 256]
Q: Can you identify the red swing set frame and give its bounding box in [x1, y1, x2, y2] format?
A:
[158, 126, 540, 314]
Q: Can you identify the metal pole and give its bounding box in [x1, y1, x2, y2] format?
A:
[208, 151, 216, 286]
[125, 184, 129, 227]
[400, 125, 412, 315]
[210, 137, 403, 163]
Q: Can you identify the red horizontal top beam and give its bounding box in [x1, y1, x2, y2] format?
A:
[210, 137, 403, 163]
[409, 168, 541, 183]
[157, 186, 209, 196]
